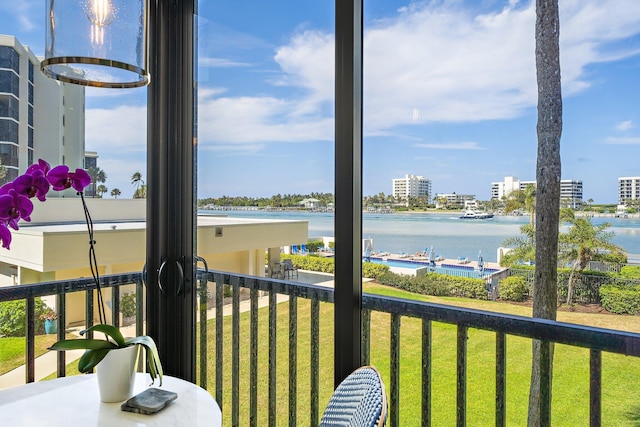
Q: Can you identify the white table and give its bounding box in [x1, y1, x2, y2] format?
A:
[0, 373, 221, 426]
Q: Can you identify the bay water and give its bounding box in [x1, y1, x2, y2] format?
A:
[201, 210, 640, 263]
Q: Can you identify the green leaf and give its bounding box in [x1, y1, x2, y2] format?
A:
[82, 324, 126, 347]
[49, 339, 118, 351]
[126, 336, 163, 386]
[77, 348, 110, 373]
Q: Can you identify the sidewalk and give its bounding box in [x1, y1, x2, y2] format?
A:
[0, 272, 335, 390]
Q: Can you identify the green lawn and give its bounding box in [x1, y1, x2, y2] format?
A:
[0, 334, 62, 375]
[198, 283, 640, 426]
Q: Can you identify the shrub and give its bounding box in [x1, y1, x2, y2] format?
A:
[0, 298, 48, 337]
[600, 285, 640, 315]
[499, 276, 529, 302]
[362, 263, 390, 280]
[120, 293, 137, 318]
[377, 272, 487, 300]
[617, 266, 640, 279]
[279, 254, 389, 279]
[305, 241, 323, 253]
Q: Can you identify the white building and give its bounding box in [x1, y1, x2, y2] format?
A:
[0, 35, 85, 185]
[619, 177, 640, 205]
[491, 176, 583, 209]
[392, 174, 432, 202]
[434, 192, 476, 209]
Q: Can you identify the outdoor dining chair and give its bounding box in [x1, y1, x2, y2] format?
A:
[319, 365, 387, 427]
[282, 259, 298, 278]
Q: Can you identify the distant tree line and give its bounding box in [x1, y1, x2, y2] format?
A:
[198, 192, 335, 208]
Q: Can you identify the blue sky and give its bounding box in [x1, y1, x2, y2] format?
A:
[2, 0, 640, 203]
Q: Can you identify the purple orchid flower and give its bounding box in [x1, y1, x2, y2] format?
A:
[0, 182, 13, 196]
[12, 170, 51, 202]
[26, 159, 51, 176]
[47, 165, 92, 193]
[0, 222, 11, 250]
[0, 189, 34, 230]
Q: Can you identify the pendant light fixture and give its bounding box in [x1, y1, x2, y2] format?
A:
[42, 0, 149, 88]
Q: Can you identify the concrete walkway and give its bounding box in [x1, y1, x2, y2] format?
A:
[0, 272, 336, 390]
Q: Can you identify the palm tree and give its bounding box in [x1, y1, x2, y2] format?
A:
[111, 188, 121, 199]
[133, 184, 147, 199]
[504, 183, 536, 225]
[87, 167, 107, 198]
[558, 208, 626, 305]
[131, 172, 144, 197]
[0, 160, 7, 183]
[96, 185, 108, 198]
[500, 223, 536, 267]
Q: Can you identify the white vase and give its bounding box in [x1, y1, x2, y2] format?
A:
[96, 345, 140, 402]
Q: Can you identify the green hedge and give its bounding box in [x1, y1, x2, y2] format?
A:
[377, 272, 488, 300]
[278, 254, 389, 279]
[599, 285, 640, 315]
[617, 265, 640, 279]
[0, 299, 48, 337]
[498, 276, 528, 302]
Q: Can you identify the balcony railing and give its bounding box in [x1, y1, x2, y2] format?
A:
[2, 271, 640, 426]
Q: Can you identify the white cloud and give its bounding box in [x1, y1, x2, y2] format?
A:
[196, 89, 333, 149]
[616, 120, 634, 132]
[605, 137, 640, 145]
[198, 57, 252, 68]
[414, 141, 484, 150]
[0, 2, 38, 31]
[194, 0, 640, 151]
[85, 105, 147, 153]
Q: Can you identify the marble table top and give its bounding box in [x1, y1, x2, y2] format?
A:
[0, 373, 221, 426]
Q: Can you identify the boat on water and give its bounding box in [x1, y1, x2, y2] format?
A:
[460, 210, 494, 219]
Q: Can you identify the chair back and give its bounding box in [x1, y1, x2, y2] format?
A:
[319, 366, 387, 427]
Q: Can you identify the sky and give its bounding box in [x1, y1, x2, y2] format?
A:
[2, 0, 640, 203]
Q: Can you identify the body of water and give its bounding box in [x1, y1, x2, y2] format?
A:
[200, 210, 640, 263]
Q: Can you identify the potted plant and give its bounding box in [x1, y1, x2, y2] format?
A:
[50, 323, 163, 402]
[0, 159, 163, 402]
[39, 308, 58, 334]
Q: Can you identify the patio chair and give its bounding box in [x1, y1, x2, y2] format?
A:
[271, 262, 284, 279]
[319, 365, 388, 427]
[282, 259, 298, 279]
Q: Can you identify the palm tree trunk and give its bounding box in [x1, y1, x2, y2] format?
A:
[528, 0, 562, 425]
[566, 258, 580, 306]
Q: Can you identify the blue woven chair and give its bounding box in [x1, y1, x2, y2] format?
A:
[320, 366, 388, 427]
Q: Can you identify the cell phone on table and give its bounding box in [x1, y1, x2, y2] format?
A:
[121, 388, 178, 414]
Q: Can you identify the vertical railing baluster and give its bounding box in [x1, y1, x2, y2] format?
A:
[390, 313, 401, 427]
[136, 278, 144, 338]
[289, 294, 298, 426]
[457, 325, 468, 427]
[269, 289, 278, 427]
[310, 296, 320, 427]
[250, 284, 259, 427]
[422, 319, 431, 427]
[198, 273, 208, 389]
[135, 279, 144, 373]
[232, 276, 241, 426]
[362, 308, 371, 366]
[26, 296, 35, 383]
[496, 332, 506, 427]
[590, 349, 602, 427]
[86, 288, 94, 331]
[56, 289, 66, 377]
[540, 340, 552, 426]
[112, 285, 120, 328]
[215, 274, 224, 409]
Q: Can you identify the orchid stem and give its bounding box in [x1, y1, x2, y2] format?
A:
[80, 192, 106, 325]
